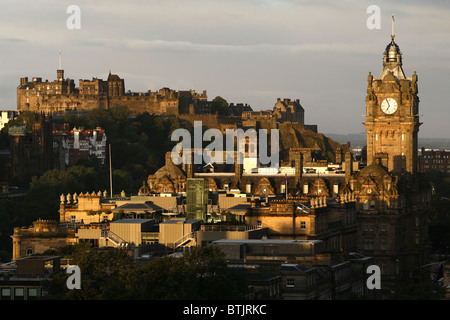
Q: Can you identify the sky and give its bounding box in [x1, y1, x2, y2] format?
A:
[0, 0, 449, 139]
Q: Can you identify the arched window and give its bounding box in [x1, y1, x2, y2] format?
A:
[303, 184, 309, 194]
[363, 200, 369, 210]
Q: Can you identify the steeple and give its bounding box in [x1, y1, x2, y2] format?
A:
[379, 14, 406, 80]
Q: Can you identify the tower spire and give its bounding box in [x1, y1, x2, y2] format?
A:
[391, 14, 395, 39]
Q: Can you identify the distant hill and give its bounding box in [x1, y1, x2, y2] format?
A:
[326, 133, 450, 150]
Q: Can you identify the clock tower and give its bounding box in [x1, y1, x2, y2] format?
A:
[364, 30, 420, 174]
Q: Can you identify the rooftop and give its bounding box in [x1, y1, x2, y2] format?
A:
[212, 239, 322, 245]
[110, 219, 154, 224]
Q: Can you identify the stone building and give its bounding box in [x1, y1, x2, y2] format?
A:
[53, 125, 107, 168]
[17, 70, 208, 116]
[241, 98, 305, 126]
[418, 148, 450, 173]
[352, 32, 431, 290]
[244, 195, 357, 258]
[212, 239, 368, 299]
[9, 113, 53, 186]
[10, 220, 76, 261]
[0, 255, 62, 300]
[58, 191, 116, 224]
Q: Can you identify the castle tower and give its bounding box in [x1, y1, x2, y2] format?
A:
[107, 71, 125, 97]
[57, 69, 64, 82]
[363, 21, 420, 174]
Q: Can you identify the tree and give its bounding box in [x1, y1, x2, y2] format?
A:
[42, 246, 248, 300]
[43, 246, 135, 300]
[211, 96, 229, 116]
[183, 246, 248, 300]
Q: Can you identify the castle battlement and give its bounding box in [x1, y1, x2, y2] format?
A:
[17, 69, 208, 116]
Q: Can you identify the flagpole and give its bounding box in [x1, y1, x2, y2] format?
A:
[109, 144, 113, 198]
[285, 175, 288, 200]
[391, 14, 395, 39]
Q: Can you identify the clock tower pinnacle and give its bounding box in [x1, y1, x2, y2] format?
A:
[364, 28, 421, 174]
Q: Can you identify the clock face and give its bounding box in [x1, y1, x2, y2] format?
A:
[381, 98, 398, 115]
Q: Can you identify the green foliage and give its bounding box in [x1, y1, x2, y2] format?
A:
[6, 111, 37, 132]
[211, 96, 229, 115]
[42, 246, 248, 300]
[62, 107, 190, 178]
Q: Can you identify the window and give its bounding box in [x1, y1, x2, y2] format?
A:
[303, 184, 309, 194]
[286, 278, 295, 288]
[27, 288, 38, 300]
[364, 237, 374, 250]
[381, 237, 387, 250]
[333, 184, 339, 194]
[363, 200, 369, 210]
[26, 248, 33, 256]
[14, 287, 24, 300]
[380, 262, 387, 275]
[380, 224, 386, 232]
[1, 288, 11, 300]
[300, 221, 306, 230]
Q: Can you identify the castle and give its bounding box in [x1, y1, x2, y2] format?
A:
[16, 69, 307, 129]
[17, 70, 207, 115]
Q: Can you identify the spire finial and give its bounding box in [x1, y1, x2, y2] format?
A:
[391, 14, 395, 39]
